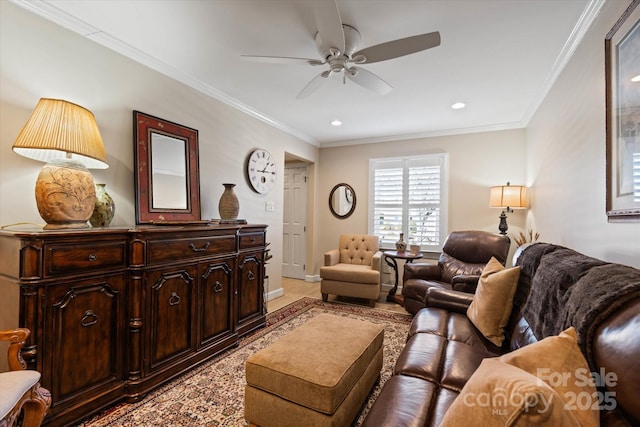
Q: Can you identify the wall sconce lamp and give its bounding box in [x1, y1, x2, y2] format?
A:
[489, 182, 527, 235]
[12, 98, 109, 229]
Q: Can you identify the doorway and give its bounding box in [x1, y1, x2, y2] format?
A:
[282, 164, 308, 279]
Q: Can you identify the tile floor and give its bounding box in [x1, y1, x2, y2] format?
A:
[266, 277, 408, 314]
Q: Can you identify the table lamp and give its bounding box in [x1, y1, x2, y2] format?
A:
[12, 98, 109, 229]
[489, 182, 527, 235]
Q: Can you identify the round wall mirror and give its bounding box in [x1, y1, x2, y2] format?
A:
[329, 183, 356, 219]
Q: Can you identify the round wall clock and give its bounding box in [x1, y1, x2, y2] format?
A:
[247, 148, 276, 194]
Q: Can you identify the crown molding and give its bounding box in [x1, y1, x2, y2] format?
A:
[11, 0, 602, 149]
[10, 0, 318, 147]
[319, 121, 527, 148]
[519, 0, 606, 125]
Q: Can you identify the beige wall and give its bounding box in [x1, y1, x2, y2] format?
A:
[525, 0, 640, 268]
[0, 2, 320, 298]
[315, 0, 640, 271]
[1, 0, 638, 316]
[316, 129, 528, 273]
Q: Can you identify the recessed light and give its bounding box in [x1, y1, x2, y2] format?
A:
[451, 102, 466, 110]
[632, 74, 640, 82]
[330, 119, 342, 126]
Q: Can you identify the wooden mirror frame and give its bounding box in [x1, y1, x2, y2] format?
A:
[133, 111, 201, 224]
[329, 183, 356, 219]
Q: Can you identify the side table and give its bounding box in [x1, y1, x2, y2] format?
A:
[383, 250, 423, 305]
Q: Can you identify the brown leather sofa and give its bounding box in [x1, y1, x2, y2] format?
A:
[402, 230, 511, 315]
[363, 242, 640, 426]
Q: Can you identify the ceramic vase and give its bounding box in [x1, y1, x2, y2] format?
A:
[218, 183, 239, 220]
[36, 158, 96, 229]
[90, 183, 115, 227]
[395, 232, 407, 252]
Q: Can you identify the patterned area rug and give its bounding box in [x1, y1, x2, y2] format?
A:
[77, 297, 412, 426]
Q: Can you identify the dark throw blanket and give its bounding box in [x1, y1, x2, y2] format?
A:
[516, 243, 640, 368]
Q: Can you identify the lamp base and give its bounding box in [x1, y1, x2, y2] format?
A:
[42, 222, 92, 231]
[35, 158, 96, 230]
[498, 211, 509, 235]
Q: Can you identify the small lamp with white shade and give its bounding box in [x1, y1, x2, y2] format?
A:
[489, 182, 527, 235]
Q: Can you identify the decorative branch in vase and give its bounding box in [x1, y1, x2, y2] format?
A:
[514, 229, 540, 247]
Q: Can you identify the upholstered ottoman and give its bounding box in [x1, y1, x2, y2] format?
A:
[244, 314, 384, 427]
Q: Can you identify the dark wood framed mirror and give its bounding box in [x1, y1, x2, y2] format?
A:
[133, 111, 201, 224]
[329, 183, 356, 219]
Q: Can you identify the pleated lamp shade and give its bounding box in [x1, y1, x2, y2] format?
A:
[12, 98, 108, 169]
[12, 98, 109, 229]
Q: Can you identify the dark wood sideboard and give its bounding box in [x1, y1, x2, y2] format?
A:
[0, 224, 267, 426]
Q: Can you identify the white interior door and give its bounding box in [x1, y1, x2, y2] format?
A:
[282, 165, 307, 279]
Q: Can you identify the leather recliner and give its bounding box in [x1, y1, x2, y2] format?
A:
[402, 230, 511, 315]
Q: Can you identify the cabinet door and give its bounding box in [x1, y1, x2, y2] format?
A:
[236, 252, 264, 331]
[199, 257, 234, 346]
[146, 265, 196, 370]
[43, 274, 126, 408]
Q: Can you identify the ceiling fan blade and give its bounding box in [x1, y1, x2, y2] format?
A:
[353, 31, 441, 64]
[241, 55, 324, 66]
[312, 0, 345, 54]
[297, 70, 331, 99]
[345, 67, 392, 95]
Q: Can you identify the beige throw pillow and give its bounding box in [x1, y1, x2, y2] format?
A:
[467, 257, 521, 346]
[441, 327, 600, 426]
[498, 327, 600, 427]
[440, 358, 583, 426]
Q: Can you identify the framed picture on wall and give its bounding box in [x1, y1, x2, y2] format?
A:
[605, 0, 640, 222]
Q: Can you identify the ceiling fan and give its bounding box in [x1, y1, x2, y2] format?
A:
[241, 0, 441, 99]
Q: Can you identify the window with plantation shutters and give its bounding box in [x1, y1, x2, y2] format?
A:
[369, 154, 448, 252]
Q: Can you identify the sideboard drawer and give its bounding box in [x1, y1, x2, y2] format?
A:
[239, 232, 265, 250]
[147, 235, 237, 264]
[45, 241, 127, 276]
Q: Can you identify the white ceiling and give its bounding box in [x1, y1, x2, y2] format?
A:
[13, 0, 602, 147]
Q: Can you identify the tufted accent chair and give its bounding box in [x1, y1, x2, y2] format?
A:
[320, 234, 382, 307]
[402, 230, 511, 315]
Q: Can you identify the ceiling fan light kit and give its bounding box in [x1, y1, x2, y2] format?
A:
[242, 0, 441, 98]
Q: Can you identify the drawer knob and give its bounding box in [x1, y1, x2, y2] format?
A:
[169, 292, 181, 306]
[189, 242, 210, 252]
[88, 254, 97, 262]
[81, 310, 98, 327]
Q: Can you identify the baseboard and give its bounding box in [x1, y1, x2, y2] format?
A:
[266, 287, 284, 301]
[305, 274, 321, 282]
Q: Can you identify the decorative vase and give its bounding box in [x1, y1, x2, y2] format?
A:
[90, 183, 115, 227]
[218, 183, 239, 220]
[395, 232, 407, 252]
